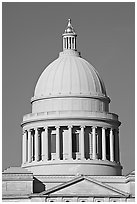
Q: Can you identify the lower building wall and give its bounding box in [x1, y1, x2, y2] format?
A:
[45, 197, 135, 202]
[2, 180, 33, 195]
[2, 196, 135, 202]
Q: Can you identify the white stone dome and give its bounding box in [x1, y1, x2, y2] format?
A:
[34, 50, 107, 100]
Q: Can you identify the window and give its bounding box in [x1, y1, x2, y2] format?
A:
[94, 198, 104, 202]
[63, 199, 72, 202]
[110, 198, 119, 202]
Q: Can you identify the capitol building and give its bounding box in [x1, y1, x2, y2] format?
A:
[2, 19, 135, 202]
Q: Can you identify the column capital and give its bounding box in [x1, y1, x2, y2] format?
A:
[102, 127, 107, 130]
[110, 128, 113, 133]
[43, 126, 48, 130]
[92, 126, 97, 129]
[68, 125, 73, 129]
[80, 125, 85, 129]
[55, 126, 60, 129]
[28, 129, 34, 133]
[23, 129, 27, 134]
[34, 127, 42, 132]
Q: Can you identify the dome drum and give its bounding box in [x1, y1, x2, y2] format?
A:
[31, 96, 110, 114]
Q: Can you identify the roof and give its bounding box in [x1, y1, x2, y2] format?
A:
[34, 50, 107, 100]
[3, 167, 32, 174]
[39, 175, 130, 198]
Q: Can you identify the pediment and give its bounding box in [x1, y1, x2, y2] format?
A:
[40, 176, 129, 197]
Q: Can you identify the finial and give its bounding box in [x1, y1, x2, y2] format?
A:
[68, 19, 71, 26]
[64, 18, 75, 34]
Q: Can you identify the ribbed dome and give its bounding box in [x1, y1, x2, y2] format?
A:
[34, 50, 107, 99]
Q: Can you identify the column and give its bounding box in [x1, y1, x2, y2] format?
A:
[92, 126, 97, 159]
[102, 127, 106, 160]
[80, 126, 85, 160]
[22, 130, 27, 164]
[74, 37, 76, 50]
[56, 126, 60, 160]
[89, 131, 92, 159]
[110, 128, 114, 162]
[31, 131, 34, 161]
[28, 130, 32, 163]
[34, 128, 39, 161]
[115, 129, 120, 163]
[68, 125, 73, 159]
[45, 127, 48, 160]
[41, 129, 45, 161]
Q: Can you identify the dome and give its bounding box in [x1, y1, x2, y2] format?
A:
[33, 19, 107, 101]
[22, 19, 122, 177]
[34, 50, 107, 100]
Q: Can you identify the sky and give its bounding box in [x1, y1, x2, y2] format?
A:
[2, 2, 134, 175]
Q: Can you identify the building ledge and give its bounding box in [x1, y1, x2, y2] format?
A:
[22, 111, 120, 126]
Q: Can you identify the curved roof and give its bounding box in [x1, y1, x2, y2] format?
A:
[34, 50, 107, 100]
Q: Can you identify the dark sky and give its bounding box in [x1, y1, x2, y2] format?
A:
[2, 2, 134, 175]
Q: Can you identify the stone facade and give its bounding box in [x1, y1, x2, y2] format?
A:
[2, 19, 135, 202]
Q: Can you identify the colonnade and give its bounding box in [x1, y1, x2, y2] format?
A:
[63, 36, 76, 50]
[22, 126, 120, 165]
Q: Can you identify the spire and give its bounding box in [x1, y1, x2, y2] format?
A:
[62, 19, 77, 51]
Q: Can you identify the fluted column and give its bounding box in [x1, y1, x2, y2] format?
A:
[34, 128, 39, 161]
[28, 130, 32, 163]
[110, 128, 114, 162]
[102, 127, 106, 160]
[92, 126, 97, 159]
[80, 126, 85, 160]
[56, 126, 60, 160]
[68, 125, 73, 159]
[22, 130, 27, 164]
